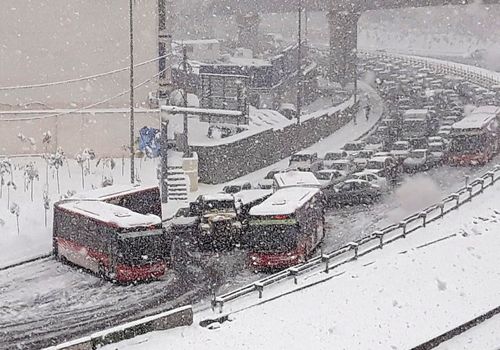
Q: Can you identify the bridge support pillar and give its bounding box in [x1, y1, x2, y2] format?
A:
[236, 13, 261, 54]
[327, 10, 360, 86]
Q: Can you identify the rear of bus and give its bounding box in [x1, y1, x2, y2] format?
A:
[53, 200, 168, 283]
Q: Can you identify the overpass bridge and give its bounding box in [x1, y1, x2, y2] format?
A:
[203, 0, 499, 84]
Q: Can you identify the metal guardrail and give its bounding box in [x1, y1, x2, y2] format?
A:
[212, 165, 500, 313]
[212, 53, 500, 314]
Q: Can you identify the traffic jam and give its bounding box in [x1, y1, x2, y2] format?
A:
[52, 55, 500, 282]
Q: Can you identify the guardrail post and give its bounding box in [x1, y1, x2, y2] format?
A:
[399, 221, 407, 238]
[439, 202, 445, 217]
[321, 254, 330, 273]
[374, 231, 384, 249]
[348, 242, 359, 260]
[452, 193, 460, 208]
[478, 178, 485, 193]
[465, 175, 469, 188]
[487, 171, 495, 185]
[255, 282, 264, 299]
[467, 185, 473, 201]
[420, 212, 427, 227]
[289, 267, 299, 284]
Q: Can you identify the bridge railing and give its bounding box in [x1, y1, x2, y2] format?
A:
[361, 50, 500, 89]
[212, 166, 500, 313]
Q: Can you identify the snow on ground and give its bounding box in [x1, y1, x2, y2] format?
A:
[0, 82, 379, 267]
[435, 314, 500, 350]
[104, 174, 500, 350]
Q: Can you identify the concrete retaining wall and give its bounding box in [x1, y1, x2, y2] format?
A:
[192, 102, 359, 184]
[47, 305, 193, 350]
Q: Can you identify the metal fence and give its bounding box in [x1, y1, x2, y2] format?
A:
[212, 165, 500, 313]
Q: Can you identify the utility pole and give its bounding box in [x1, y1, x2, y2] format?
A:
[296, 1, 303, 125]
[182, 45, 189, 156]
[129, 0, 135, 184]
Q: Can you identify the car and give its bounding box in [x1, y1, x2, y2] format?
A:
[441, 116, 459, 126]
[258, 169, 281, 189]
[314, 169, 344, 187]
[403, 149, 440, 173]
[428, 142, 447, 164]
[351, 150, 375, 171]
[390, 141, 411, 161]
[327, 159, 356, 177]
[365, 156, 401, 183]
[289, 151, 323, 172]
[341, 141, 366, 156]
[222, 181, 252, 194]
[323, 150, 348, 168]
[438, 125, 452, 138]
[279, 103, 297, 120]
[323, 179, 382, 207]
[350, 171, 388, 190]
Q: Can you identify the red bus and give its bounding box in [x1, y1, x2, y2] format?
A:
[73, 184, 162, 218]
[246, 187, 325, 270]
[449, 106, 500, 166]
[53, 200, 167, 283]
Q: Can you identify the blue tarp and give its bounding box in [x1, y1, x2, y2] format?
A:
[138, 126, 160, 157]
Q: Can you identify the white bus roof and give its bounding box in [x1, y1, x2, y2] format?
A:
[72, 184, 157, 201]
[57, 200, 161, 228]
[452, 113, 497, 130]
[274, 171, 321, 189]
[471, 105, 500, 116]
[249, 187, 320, 216]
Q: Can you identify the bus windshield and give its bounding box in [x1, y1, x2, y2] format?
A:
[247, 223, 299, 253]
[118, 229, 166, 265]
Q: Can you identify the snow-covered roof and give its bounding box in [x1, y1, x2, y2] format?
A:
[234, 189, 272, 206]
[72, 184, 157, 201]
[274, 171, 321, 189]
[57, 200, 161, 228]
[472, 105, 500, 116]
[162, 106, 243, 117]
[452, 113, 498, 130]
[249, 187, 320, 216]
[227, 57, 272, 67]
[201, 193, 234, 202]
[403, 109, 429, 115]
[174, 39, 220, 45]
[293, 150, 317, 156]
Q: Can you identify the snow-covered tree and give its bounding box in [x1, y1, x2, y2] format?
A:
[10, 203, 20, 235]
[23, 162, 39, 202]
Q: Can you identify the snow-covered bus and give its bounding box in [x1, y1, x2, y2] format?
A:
[448, 106, 500, 166]
[53, 200, 167, 282]
[73, 184, 162, 218]
[246, 187, 325, 270]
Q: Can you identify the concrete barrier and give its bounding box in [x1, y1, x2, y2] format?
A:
[46, 305, 193, 350]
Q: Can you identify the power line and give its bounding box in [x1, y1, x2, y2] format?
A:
[0, 68, 167, 122]
[0, 54, 173, 91]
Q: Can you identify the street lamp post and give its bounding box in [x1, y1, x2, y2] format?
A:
[296, 0, 303, 124]
[129, 0, 135, 184]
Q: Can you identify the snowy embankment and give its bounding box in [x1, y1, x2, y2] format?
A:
[105, 177, 500, 350]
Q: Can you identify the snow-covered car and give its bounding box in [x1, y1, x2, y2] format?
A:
[314, 169, 344, 187]
[323, 179, 382, 207]
[258, 169, 281, 189]
[279, 103, 297, 120]
[403, 149, 440, 173]
[327, 159, 356, 177]
[441, 115, 459, 126]
[365, 156, 400, 182]
[350, 171, 388, 190]
[351, 150, 375, 171]
[390, 141, 411, 161]
[289, 151, 323, 172]
[341, 141, 366, 156]
[428, 142, 448, 164]
[364, 135, 384, 152]
[222, 181, 252, 194]
[438, 125, 452, 138]
[323, 150, 348, 168]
